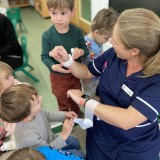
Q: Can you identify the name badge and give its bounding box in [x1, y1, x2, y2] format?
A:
[121, 84, 134, 97]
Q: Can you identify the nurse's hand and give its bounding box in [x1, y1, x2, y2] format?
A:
[67, 89, 83, 105]
[49, 46, 69, 63]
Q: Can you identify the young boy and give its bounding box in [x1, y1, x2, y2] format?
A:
[0, 84, 84, 159]
[7, 146, 84, 160]
[41, 0, 89, 116]
[81, 8, 118, 97]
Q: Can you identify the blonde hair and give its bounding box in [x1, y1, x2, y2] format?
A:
[0, 62, 13, 75]
[7, 147, 45, 160]
[91, 8, 118, 36]
[0, 84, 37, 123]
[116, 8, 160, 77]
[46, 0, 75, 11]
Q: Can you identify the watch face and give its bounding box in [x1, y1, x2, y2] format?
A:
[81, 94, 90, 99]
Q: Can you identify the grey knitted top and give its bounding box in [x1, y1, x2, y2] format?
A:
[14, 109, 66, 149]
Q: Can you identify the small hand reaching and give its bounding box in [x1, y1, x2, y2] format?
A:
[72, 48, 84, 60]
[60, 119, 74, 140]
[52, 64, 71, 74]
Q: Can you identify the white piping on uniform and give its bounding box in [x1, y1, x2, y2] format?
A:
[93, 61, 101, 74]
[136, 96, 159, 115]
[136, 118, 157, 127]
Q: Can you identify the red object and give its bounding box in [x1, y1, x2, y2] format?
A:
[50, 72, 81, 114]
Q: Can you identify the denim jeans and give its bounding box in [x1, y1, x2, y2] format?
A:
[62, 136, 85, 159]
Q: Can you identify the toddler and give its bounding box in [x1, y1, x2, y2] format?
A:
[81, 8, 118, 97]
[0, 84, 84, 159]
[41, 0, 89, 116]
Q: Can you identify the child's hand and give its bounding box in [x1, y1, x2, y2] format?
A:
[52, 64, 71, 74]
[65, 111, 77, 119]
[60, 119, 74, 140]
[72, 48, 84, 60]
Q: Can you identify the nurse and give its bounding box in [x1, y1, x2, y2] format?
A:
[50, 8, 160, 160]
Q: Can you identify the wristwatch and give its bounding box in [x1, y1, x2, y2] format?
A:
[80, 94, 91, 107]
[81, 94, 90, 99]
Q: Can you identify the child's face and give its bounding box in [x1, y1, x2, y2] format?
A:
[30, 95, 42, 116]
[0, 71, 14, 93]
[49, 8, 74, 33]
[94, 31, 110, 44]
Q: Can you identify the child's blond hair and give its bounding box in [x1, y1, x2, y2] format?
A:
[0, 62, 13, 75]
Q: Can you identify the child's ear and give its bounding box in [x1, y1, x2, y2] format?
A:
[94, 30, 100, 35]
[22, 116, 29, 122]
[48, 10, 52, 17]
[71, 7, 76, 16]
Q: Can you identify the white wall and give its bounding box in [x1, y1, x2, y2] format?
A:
[91, 0, 109, 20]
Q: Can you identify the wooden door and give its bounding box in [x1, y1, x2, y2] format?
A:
[71, 0, 91, 34]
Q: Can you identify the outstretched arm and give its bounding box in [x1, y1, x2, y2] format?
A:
[67, 89, 147, 130]
[50, 46, 94, 79]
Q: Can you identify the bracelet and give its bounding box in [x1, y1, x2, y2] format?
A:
[61, 54, 73, 67]
[83, 98, 91, 107]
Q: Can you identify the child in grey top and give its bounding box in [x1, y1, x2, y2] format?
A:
[0, 84, 84, 158]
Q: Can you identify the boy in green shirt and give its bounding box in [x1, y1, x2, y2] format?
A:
[41, 0, 89, 116]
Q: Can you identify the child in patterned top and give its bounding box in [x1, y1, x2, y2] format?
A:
[81, 8, 118, 97]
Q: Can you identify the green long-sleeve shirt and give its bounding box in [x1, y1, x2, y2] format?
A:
[41, 24, 89, 74]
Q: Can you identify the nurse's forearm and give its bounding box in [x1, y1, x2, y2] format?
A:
[90, 103, 147, 130]
[68, 60, 93, 79]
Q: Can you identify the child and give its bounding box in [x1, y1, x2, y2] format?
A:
[0, 61, 17, 95]
[41, 0, 89, 116]
[0, 84, 84, 159]
[7, 146, 84, 160]
[81, 8, 118, 97]
[0, 62, 20, 148]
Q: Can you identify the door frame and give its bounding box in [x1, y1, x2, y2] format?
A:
[71, 0, 91, 33]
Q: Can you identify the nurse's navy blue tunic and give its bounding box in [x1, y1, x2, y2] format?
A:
[86, 48, 160, 160]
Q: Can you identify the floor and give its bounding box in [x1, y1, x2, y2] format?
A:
[0, 7, 86, 159]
